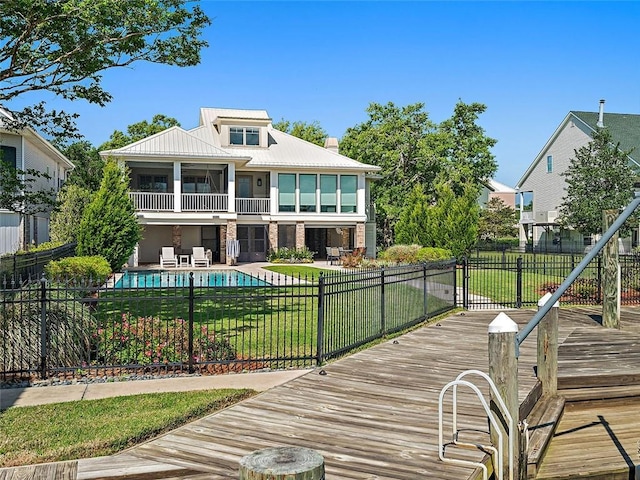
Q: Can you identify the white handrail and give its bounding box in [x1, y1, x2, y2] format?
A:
[438, 370, 515, 480]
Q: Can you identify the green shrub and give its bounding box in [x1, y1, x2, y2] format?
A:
[379, 244, 453, 264]
[14, 241, 66, 255]
[267, 247, 315, 263]
[45, 256, 111, 286]
[93, 314, 236, 365]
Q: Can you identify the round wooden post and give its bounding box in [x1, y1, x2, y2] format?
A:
[239, 446, 325, 480]
[602, 209, 620, 329]
[488, 312, 520, 479]
[537, 292, 559, 396]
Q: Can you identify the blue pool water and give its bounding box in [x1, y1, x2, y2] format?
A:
[114, 270, 268, 288]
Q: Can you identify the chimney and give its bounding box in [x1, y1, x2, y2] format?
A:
[324, 137, 339, 154]
[597, 99, 605, 128]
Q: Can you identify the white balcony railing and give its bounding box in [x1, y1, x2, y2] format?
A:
[130, 192, 174, 211]
[236, 198, 270, 214]
[182, 193, 228, 212]
[520, 211, 534, 223]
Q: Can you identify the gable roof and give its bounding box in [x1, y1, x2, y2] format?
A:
[100, 126, 246, 160]
[517, 109, 640, 188]
[200, 108, 271, 126]
[571, 111, 640, 157]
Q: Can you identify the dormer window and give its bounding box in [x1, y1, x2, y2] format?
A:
[230, 127, 260, 146]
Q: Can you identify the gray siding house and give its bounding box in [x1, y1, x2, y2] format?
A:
[516, 100, 640, 253]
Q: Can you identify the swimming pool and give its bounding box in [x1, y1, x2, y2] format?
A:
[113, 270, 268, 288]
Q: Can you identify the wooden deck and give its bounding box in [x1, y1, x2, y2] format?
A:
[2, 307, 640, 479]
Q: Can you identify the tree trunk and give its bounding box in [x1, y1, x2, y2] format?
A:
[239, 447, 324, 480]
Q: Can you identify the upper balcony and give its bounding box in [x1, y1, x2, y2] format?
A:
[129, 192, 271, 215]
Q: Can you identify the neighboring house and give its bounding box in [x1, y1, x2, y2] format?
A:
[0, 107, 74, 255]
[99, 107, 381, 265]
[479, 179, 516, 209]
[516, 100, 640, 253]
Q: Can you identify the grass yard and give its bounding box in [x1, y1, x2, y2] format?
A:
[0, 389, 253, 468]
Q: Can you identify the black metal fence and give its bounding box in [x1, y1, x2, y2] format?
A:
[0, 261, 456, 382]
[0, 243, 76, 280]
[459, 253, 640, 309]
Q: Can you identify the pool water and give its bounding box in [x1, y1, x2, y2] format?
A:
[114, 270, 267, 288]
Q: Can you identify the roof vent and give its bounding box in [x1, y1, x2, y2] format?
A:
[597, 99, 605, 128]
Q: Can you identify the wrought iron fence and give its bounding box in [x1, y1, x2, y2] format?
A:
[0, 261, 456, 381]
[459, 253, 640, 309]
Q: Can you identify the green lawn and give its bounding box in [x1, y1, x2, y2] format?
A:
[0, 389, 253, 468]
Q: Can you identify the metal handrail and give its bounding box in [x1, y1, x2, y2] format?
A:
[515, 193, 640, 356]
[439, 370, 514, 480]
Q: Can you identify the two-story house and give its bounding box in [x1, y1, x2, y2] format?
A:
[516, 100, 640, 253]
[100, 108, 381, 266]
[0, 107, 74, 255]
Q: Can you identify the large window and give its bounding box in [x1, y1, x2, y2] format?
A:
[183, 176, 210, 193]
[320, 175, 337, 212]
[139, 175, 168, 192]
[340, 175, 357, 213]
[0, 146, 17, 169]
[299, 174, 317, 212]
[230, 127, 260, 146]
[278, 174, 296, 212]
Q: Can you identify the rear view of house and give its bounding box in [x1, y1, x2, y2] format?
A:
[100, 108, 381, 265]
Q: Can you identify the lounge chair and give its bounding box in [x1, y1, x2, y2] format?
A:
[192, 246, 210, 268]
[160, 247, 177, 268]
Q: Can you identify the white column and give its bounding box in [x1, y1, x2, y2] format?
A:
[270, 171, 278, 215]
[228, 163, 236, 212]
[357, 173, 366, 215]
[173, 161, 181, 212]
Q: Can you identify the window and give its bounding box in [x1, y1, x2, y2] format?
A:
[340, 175, 357, 213]
[139, 175, 168, 192]
[299, 174, 317, 212]
[546, 155, 553, 173]
[0, 146, 17, 169]
[320, 174, 337, 212]
[230, 127, 260, 146]
[183, 176, 210, 193]
[278, 173, 296, 212]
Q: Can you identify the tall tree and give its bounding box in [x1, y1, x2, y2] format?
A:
[559, 128, 638, 236]
[76, 160, 141, 271]
[0, 0, 210, 142]
[99, 115, 181, 151]
[394, 184, 430, 245]
[272, 119, 328, 147]
[50, 184, 92, 243]
[478, 197, 518, 240]
[340, 102, 438, 246]
[63, 141, 104, 192]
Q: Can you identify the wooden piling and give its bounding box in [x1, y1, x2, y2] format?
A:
[537, 292, 558, 396]
[239, 446, 324, 480]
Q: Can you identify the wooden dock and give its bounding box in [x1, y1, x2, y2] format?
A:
[2, 307, 640, 479]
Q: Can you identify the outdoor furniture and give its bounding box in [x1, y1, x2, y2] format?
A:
[160, 247, 177, 268]
[179, 254, 190, 267]
[328, 247, 341, 265]
[192, 246, 210, 267]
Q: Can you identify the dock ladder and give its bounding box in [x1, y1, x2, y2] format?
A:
[438, 369, 515, 480]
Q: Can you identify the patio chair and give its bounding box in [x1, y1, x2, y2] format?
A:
[192, 246, 210, 268]
[330, 247, 341, 265]
[160, 247, 177, 268]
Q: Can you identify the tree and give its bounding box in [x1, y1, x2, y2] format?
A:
[272, 119, 328, 147]
[76, 160, 141, 271]
[340, 102, 438, 246]
[478, 197, 518, 240]
[0, 159, 56, 216]
[424, 178, 480, 258]
[50, 184, 92, 244]
[559, 128, 638, 236]
[63, 141, 104, 192]
[394, 184, 430, 245]
[0, 0, 210, 141]
[99, 114, 181, 151]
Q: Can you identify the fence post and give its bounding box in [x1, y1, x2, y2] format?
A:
[488, 312, 520, 480]
[462, 257, 469, 309]
[422, 263, 428, 318]
[537, 292, 558, 396]
[516, 256, 523, 308]
[602, 209, 620, 328]
[316, 274, 325, 365]
[188, 272, 195, 374]
[452, 260, 458, 308]
[597, 255, 602, 303]
[39, 274, 47, 380]
[380, 267, 386, 335]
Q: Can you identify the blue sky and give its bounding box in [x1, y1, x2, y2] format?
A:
[13, 1, 640, 188]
